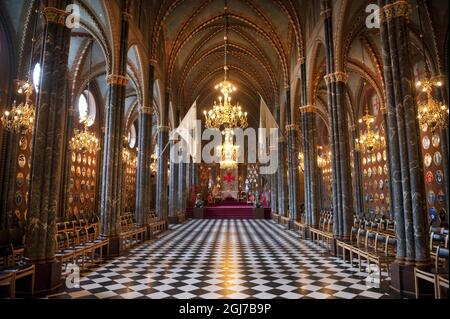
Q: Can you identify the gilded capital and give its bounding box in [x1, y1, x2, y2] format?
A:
[380, 1, 411, 23]
[107, 74, 129, 86]
[43, 7, 69, 25]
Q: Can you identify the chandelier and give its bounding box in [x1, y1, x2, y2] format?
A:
[203, 3, 248, 130]
[69, 38, 100, 155]
[355, 108, 383, 153]
[218, 129, 239, 169]
[69, 120, 100, 154]
[415, 6, 448, 132]
[416, 78, 448, 132]
[1, 9, 39, 135]
[1, 81, 35, 135]
[298, 152, 304, 172]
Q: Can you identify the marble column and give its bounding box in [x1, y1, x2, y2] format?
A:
[177, 142, 186, 216]
[135, 103, 153, 227]
[270, 147, 278, 215]
[378, 0, 429, 294]
[156, 92, 170, 221]
[99, 0, 130, 256]
[277, 138, 288, 217]
[168, 140, 179, 223]
[302, 109, 320, 228]
[285, 85, 300, 224]
[322, 1, 341, 239]
[351, 130, 364, 217]
[322, 1, 355, 239]
[24, 4, 70, 293]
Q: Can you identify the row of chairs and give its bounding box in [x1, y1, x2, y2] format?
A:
[354, 217, 396, 236]
[55, 221, 109, 273]
[309, 212, 334, 250]
[119, 212, 147, 250]
[0, 227, 35, 298]
[148, 211, 167, 239]
[337, 227, 397, 282]
[414, 246, 449, 299]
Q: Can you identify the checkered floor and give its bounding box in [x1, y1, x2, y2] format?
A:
[47, 220, 399, 299]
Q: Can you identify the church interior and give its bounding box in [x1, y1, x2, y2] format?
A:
[0, 0, 448, 301]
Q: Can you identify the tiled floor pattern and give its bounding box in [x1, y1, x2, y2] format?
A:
[47, 219, 398, 299]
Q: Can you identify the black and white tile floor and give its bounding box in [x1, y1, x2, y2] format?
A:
[47, 220, 399, 299]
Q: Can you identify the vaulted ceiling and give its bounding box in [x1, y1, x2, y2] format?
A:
[153, 0, 304, 125]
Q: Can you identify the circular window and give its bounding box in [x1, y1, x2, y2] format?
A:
[128, 124, 137, 149]
[33, 63, 41, 92]
[77, 90, 96, 127]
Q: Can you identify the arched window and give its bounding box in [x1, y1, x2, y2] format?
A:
[77, 90, 96, 127]
[32, 63, 41, 92]
[128, 124, 137, 149]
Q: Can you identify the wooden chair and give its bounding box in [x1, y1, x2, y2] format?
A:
[414, 247, 449, 299]
[0, 272, 15, 298]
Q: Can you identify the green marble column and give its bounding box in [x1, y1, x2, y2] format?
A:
[25, 3, 70, 293]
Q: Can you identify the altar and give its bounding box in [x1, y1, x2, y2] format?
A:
[221, 191, 239, 200]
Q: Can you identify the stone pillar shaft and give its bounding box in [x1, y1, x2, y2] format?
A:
[26, 4, 70, 261]
[155, 92, 170, 221]
[379, 0, 429, 267]
[135, 68, 154, 227]
[100, 2, 130, 241]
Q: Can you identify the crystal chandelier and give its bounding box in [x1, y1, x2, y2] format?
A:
[203, 3, 248, 130]
[69, 39, 100, 154]
[69, 120, 100, 154]
[415, 6, 448, 132]
[298, 152, 304, 172]
[355, 109, 383, 153]
[416, 77, 448, 132]
[218, 129, 239, 169]
[1, 9, 39, 135]
[1, 81, 35, 135]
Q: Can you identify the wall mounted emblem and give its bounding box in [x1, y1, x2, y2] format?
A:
[19, 137, 28, 150]
[428, 191, 436, 205]
[16, 173, 24, 188]
[18, 154, 26, 168]
[434, 152, 442, 167]
[422, 136, 430, 150]
[435, 170, 444, 184]
[432, 134, 440, 148]
[426, 171, 433, 184]
[15, 191, 23, 206]
[424, 153, 432, 167]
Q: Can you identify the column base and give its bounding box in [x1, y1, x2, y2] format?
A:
[253, 208, 265, 219]
[105, 236, 121, 258]
[168, 216, 179, 224]
[193, 208, 204, 219]
[288, 220, 295, 230]
[390, 262, 432, 297]
[30, 260, 62, 296]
